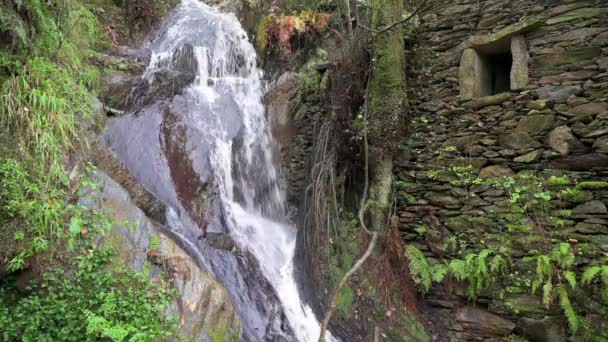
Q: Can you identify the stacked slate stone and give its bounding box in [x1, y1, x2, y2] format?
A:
[398, 0, 608, 340]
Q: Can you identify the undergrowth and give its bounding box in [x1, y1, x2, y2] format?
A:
[0, 1, 179, 340]
[0, 247, 178, 341]
[256, 3, 331, 57]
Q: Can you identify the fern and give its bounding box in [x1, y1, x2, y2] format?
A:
[556, 285, 579, 333]
[563, 271, 577, 289]
[530, 243, 582, 334]
[446, 250, 507, 299]
[431, 264, 449, 283]
[582, 265, 608, 302]
[542, 282, 553, 307]
[405, 245, 432, 293]
[553, 242, 575, 269]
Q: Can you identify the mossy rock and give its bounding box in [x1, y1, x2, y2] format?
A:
[546, 7, 607, 25]
[532, 47, 602, 70]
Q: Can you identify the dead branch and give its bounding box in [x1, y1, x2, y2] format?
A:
[358, 0, 427, 34]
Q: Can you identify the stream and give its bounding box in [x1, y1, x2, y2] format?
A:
[104, 0, 335, 340]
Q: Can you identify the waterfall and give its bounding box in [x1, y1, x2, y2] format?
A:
[105, 0, 336, 340]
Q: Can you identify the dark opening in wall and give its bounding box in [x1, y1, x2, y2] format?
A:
[459, 35, 529, 99]
[480, 52, 512, 96]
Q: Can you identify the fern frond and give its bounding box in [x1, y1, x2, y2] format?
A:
[563, 271, 577, 289]
[581, 266, 601, 285]
[556, 285, 579, 333]
[554, 243, 574, 269]
[490, 255, 507, 274]
[536, 255, 552, 281]
[542, 281, 553, 307]
[449, 259, 466, 281]
[431, 264, 449, 283]
[405, 245, 432, 293]
[532, 279, 542, 295]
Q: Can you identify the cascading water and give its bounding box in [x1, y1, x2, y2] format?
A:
[104, 0, 335, 340]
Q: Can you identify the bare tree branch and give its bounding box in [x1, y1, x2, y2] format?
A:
[318, 231, 378, 341]
[358, 0, 427, 34]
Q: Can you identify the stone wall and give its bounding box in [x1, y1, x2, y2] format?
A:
[398, 0, 608, 340]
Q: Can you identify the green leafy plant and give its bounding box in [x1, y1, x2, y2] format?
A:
[581, 263, 608, 302]
[0, 248, 179, 341]
[448, 249, 507, 299]
[405, 245, 433, 293]
[528, 243, 579, 333]
[256, 4, 331, 56]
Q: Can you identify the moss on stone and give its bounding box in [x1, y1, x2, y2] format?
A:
[532, 47, 602, 70]
[576, 181, 608, 190]
[546, 7, 607, 25]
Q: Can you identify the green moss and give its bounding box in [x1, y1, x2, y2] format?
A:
[546, 7, 606, 25]
[368, 0, 406, 150]
[336, 284, 354, 320]
[576, 181, 608, 190]
[533, 48, 602, 70]
[255, 15, 272, 50]
[208, 322, 239, 342]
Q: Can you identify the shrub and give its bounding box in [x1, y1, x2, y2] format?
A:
[256, 4, 331, 56]
[0, 248, 178, 341]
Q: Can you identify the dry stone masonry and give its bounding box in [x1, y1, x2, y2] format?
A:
[398, 0, 608, 340]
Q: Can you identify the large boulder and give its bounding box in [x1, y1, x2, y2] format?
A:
[81, 171, 242, 341]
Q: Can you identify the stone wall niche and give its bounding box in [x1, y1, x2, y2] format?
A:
[459, 34, 529, 99]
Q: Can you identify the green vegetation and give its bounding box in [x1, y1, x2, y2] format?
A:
[328, 217, 359, 320]
[527, 243, 579, 332]
[256, 5, 331, 56]
[403, 154, 608, 336]
[0, 1, 180, 340]
[0, 248, 178, 341]
[582, 262, 608, 303]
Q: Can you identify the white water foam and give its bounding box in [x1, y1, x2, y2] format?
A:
[145, 0, 337, 340]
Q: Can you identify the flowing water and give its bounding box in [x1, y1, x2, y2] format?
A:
[105, 0, 335, 340]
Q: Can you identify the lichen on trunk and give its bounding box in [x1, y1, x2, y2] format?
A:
[367, 0, 408, 234]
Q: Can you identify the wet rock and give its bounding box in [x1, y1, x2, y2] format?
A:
[465, 93, 511, 109]
[546, 126, 579, 156]
[100, 72, 137, 112]
[265, 71, 301, 157]
[424, 192, 462, 208]
[572, 200, 607, 214]
[546, 7, 606, 25]
[536, 85, 583, 102]
[569, 102, 608, 117]
[202, 232, 237, 252]
[445, 216, 472, 233]
[593, 136, 608, 154]
[479, 165, 515, 178]
[570, 222, 607, 234]
[513, 149, 542, 163]
[455, 306, 515, 337]
[519, 317, 566, 342]
[444, 134, 484, 151]
[515, 115, 555, 133]
[584, 128, 608, 138]
[127, 44, 198, 110]
[499, 132, 542, 150]
[82, 171, 241, 340]
[550, 153, 608, 171]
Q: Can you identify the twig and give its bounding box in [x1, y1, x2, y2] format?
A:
[318, 231, 378, 341]
[358, 0, 427, 34]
